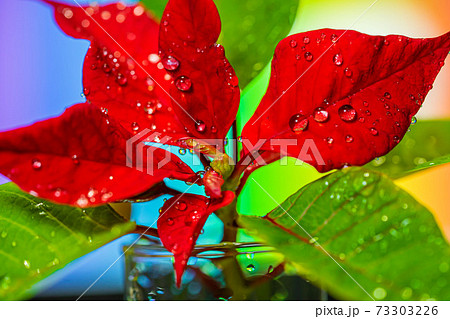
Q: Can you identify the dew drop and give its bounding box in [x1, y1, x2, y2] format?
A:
[267, 265, 274, 274]
[162, 56, 179, 71]
[71, 155, 80, 165]
[211, 125, 217, 133]
[393, 136, 400, 144]
[384, 92, 391, 99]
[345, 135, 354, 143]
[411, 116, 417, 125]
[195, 120, 206, 133]
[83, 88, 90, 97]
[370, 128, 379, 136]
[102, 63, 111, 73]
[330, 34, 338, 43]
[116, 73, 127, 86]
[175, 200, 187, 211]
[131, 122, 140, 132]
[178, 148, 186, 155]
[333, 53, 343, 66]
[166, 218, 174, 226]
[313, 107, 329, 123]
[246, 264, 255, 272]
[304, 52, 313, 62]
[289, 39, 297, 48]
[289, 114, 308, 133]
[344, 67, 352, 77]
[373, 287, 387, 300]
[175, 76, 192, 92]
[338, 105, 357, 122]
[226, 74, 239, 87]
[303, 36, 310, 44]
[363, 101, 369, 107]
[23, 260, 31, 269]
[326, 137, 334, 144]
[32, 159, 42, 170]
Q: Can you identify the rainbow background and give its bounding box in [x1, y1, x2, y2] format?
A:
[0, 0, 449, 298]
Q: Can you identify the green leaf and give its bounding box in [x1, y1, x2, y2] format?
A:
[140, 0, 168, 18]
[239, 168, 450, 301]
[0, 183, 135, 300]
[365, 120, 450, 178]
[140, 0, 299, 88]
[215, 0, 298, 87]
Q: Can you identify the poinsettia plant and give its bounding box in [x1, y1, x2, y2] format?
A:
[0, 0, 450, 300]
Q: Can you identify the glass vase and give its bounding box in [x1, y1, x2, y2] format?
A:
[124, 242, 327, 301]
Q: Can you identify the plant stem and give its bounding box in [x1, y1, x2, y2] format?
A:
[216, 197, 238, 242]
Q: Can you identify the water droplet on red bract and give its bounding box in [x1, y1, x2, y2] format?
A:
[227, 74, 239, 87]
[333, 53, 343, 66]
[116, 73, 127, 86]
[338, 105, 357, 122]
[313, 107, 329, 123]
[71, 155, 80, 165]
[304, 52, 313, 62]
[175, 200, 187, 211]
[344, 68, 352, 77]
[162, 56, 180, 71]
[175, 76, 192, 91]
[131, 122, 140, 132]
[195, 120, 206, 133]
[32, 159, 42, 170]
[289, 114, 308, 133]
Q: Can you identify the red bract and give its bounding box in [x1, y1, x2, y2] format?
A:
[159, 0, 240, 140]
[0, 104, 194, 206]
[157, 191, 234, 286]
[241, 29, 450, 172]
[46, 0, 185, 138]
[0, 0, 240, 208]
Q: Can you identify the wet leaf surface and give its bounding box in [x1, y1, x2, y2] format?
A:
[239, 168, 450, 300]
[0, 183, 135, 300]
[365, 120, 450, 178]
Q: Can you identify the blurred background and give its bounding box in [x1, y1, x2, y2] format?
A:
[0, 0, 449, 299]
